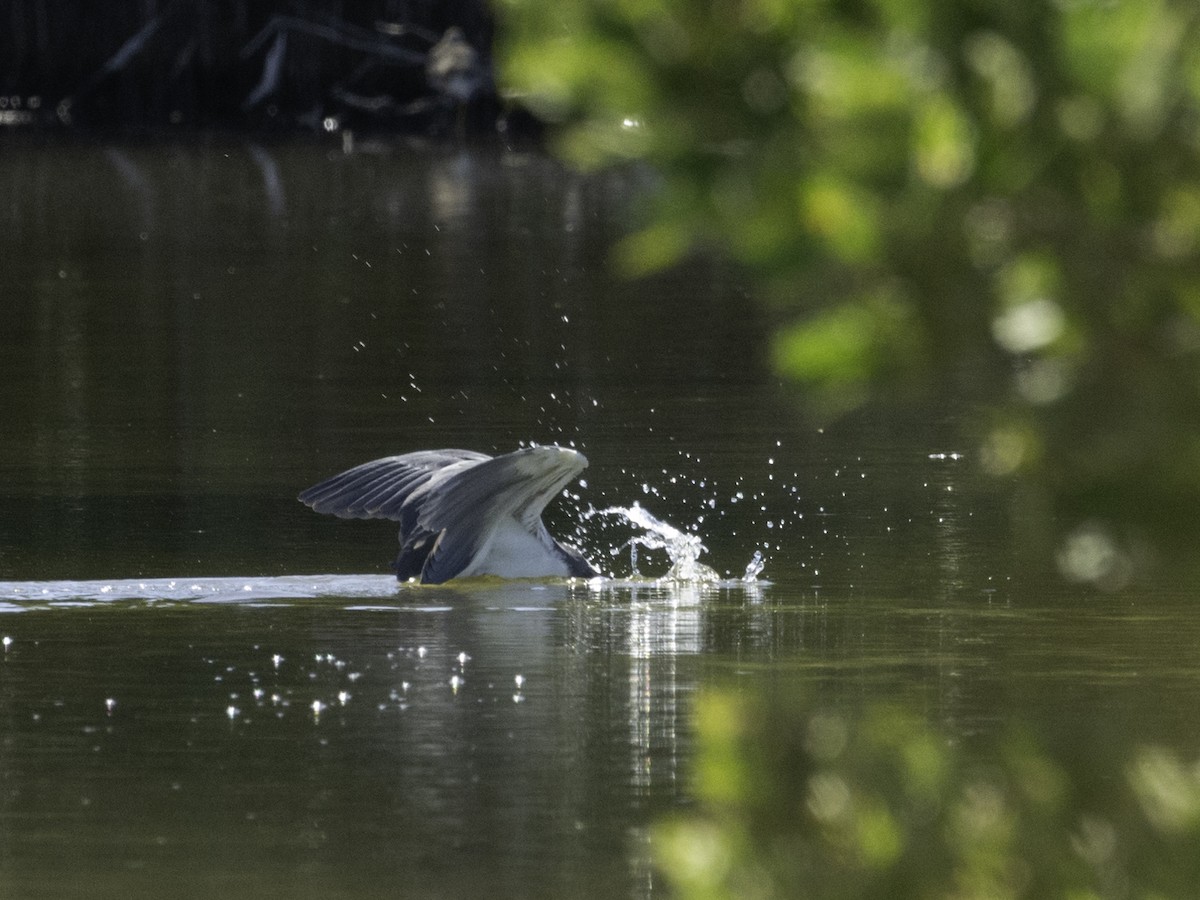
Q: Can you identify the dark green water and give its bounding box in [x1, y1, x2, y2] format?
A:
[2, 136, 1199, 898]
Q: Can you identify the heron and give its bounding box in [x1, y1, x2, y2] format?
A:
[299, 445, 599, 584]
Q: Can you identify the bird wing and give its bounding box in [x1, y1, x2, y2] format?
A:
[297, 449, 491, 520]
[299, 446, 588, 584]
[412, 446, 588, 584]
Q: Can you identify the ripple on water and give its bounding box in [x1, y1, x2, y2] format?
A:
[0, 565, 768, 612]
[0, 574, 402, 608]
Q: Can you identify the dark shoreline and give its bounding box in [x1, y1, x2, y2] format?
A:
[1, 1, 540, 140]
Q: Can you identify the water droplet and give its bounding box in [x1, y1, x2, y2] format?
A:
[743, 550, 766, 582]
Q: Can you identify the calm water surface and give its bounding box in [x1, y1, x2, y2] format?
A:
[2, 136, 1199, 898]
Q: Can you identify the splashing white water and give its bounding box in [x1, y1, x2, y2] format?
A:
[742, 550, 766, 582]
[589, 503, 722, 582]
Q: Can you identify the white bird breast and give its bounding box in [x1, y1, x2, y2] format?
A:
[459, 515, 572, 579]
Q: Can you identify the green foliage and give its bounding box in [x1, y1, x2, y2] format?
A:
[497, 0, 1200, 580]
[499, 0, 1199, 306]
[655, 688, 1200, 899]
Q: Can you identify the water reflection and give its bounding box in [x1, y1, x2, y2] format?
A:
[3, 572, 1200, 897]
[0, 576, 767, 898]
[247, 143, 286, 217]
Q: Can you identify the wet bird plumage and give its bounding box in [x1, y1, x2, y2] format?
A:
[299, 446, 597, 584]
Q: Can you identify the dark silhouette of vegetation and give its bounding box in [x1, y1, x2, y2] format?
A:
[1, 0, 512, 135]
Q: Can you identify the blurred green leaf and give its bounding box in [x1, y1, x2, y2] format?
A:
[655, 687, 1200, 899]
[912, 93, 976, 189]
[497, 0, 1200, 580]
[771, 289, 925, 413]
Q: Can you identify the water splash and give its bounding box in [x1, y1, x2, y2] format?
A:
[591, 503, 720, 582]
[742, 550, 766, 583]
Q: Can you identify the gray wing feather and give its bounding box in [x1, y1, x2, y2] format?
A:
[298, 449, 490, 520]
[416, 446, 587, 583]
[300, 445, 588, 584]
[415, 446, 585, 532]
[420, 527, 479, 585]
